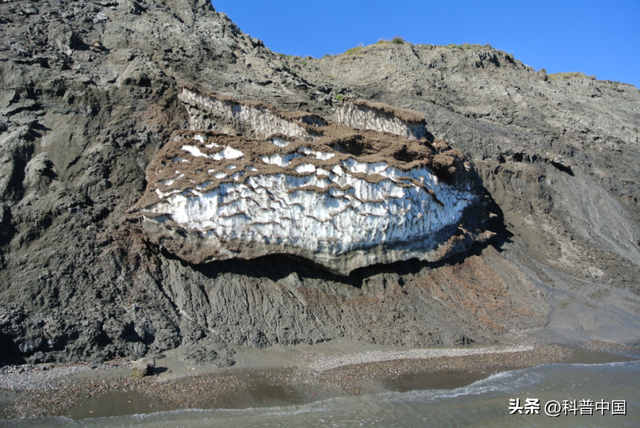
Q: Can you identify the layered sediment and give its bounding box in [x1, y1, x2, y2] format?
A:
[333, 97, 427, 140]
[132, 87, 491, 274]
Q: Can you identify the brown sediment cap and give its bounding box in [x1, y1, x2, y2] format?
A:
[341, 97, 426, 124]
[132, 114, 471, 211]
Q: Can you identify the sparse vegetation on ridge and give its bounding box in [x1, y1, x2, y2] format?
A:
[548, 72, 596, 81]
[341, 38, 406, 55]
[344, 46, 363, 55]
[442, 43, 490, 50]
[375, 36, 407, 45]
[338, 40, 496, 56]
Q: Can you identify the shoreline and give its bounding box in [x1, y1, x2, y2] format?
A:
[1, 339, 638, 420]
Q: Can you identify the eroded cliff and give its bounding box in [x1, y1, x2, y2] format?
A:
[0, 0, 638, 365]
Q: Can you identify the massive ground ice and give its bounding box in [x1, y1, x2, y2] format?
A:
[131, 86, 494, 274]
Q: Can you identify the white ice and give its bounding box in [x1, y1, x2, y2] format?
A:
[271, 137, 291, 147]
[261, 153, 304, 167]
[181, 145, 243, 160]
[148, 158, 474, 256]
[334, 101, 427, 140]
[295, 163, 316, 174]
[299, 147, 335, 160]
[182, 145, 208, 157]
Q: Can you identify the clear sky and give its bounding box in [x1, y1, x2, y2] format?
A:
[211, 0, 639, 88]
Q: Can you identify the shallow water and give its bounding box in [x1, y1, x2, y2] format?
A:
[6, 361, 640, 427]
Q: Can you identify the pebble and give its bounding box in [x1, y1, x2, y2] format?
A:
[0, 364, 90, 392]
[0, 344, 578, 419]
[304, 343, 537, 372]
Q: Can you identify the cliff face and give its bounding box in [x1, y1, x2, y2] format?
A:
[0, 0, 638, 365]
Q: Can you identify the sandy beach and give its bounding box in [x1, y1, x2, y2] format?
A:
[1, 337, 637, 420]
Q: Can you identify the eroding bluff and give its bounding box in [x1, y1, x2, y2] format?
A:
[130, 85, 494, 274]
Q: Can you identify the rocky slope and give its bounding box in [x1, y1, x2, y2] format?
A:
[0, 0, 638, 365]
[299, 42, 640, 343]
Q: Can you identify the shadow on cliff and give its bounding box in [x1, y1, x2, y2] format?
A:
[0, 332, 26, 366]
[476, 171, 514, 251]
[164, 240, 507, 289]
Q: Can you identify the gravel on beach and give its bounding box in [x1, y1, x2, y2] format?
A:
[0, 343, 580, 419]
[303, 344, 537, 372]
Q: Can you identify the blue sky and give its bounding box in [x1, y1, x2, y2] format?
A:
[211, 0, 639, 88]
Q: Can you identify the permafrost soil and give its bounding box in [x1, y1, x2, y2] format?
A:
[0, 0, 638, 365]
[132, 89, 489, 274]
[333, 97, 427, 140]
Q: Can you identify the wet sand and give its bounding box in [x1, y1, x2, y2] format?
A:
[0, 339, 637, 420]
